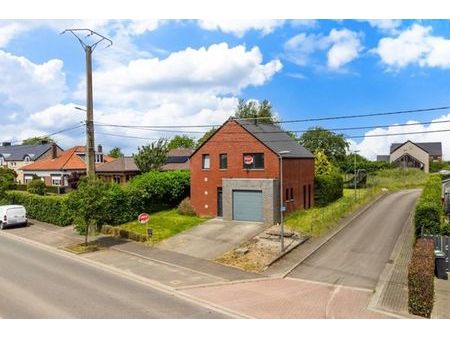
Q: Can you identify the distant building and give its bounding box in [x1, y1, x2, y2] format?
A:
[161, 148, 193, 171]
[377, 140, 443, 174]
[96, 157, 140, 184]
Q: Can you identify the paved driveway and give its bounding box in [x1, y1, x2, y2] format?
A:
[157, 218, 267, 260]
[288, 189, 421, 289]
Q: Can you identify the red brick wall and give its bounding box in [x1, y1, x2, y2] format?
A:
[190, 119, 280, 217]
[282, 158, 315, 213]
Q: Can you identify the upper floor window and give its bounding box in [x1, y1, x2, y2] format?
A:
[24, 156, 30, 162]
[202, 154, 210, 169]
[95, 154, 104, 163]
[243, 153, 264, 170]
[219, 153, 227, 169]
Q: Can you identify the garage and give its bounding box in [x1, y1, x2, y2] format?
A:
[232, 190, 263, 222]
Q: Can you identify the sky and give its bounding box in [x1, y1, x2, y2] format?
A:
[1, 19, 450, 160]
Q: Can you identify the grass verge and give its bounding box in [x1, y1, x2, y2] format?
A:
[119, 209, 209, 244]
[64, 240, 106, 254]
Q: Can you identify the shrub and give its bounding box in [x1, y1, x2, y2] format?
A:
[27, 178, 46, 195]
[314, 173, 343, 207]
[3, 191, 72, 226]
[408, 238, 435, 318]
[129, 170, 190, 211]
[414, 175, 443, 236]
[178, 197, 196, 216]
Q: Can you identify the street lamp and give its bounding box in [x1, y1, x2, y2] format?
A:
[353, 150, 360, 201]
[278, 150, 291, 252]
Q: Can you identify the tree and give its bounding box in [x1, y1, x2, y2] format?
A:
[314, 150, 334, 176]
[67, 177, 110, 245]
[108, 147, 124, 158]
[27, 176, 46, 195]
[0, 168, 16, 198]
[133, 138, 169, 172]
[299, 127, 350, 165]
[196, 127, 217, 149]
[234, 98, 277, 123]
[22, 136, 54, 145]
[168, 135, 195, 150]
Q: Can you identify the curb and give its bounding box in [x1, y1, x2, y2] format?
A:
[0, 230, 251, 319]
[280, 191, 388, 278]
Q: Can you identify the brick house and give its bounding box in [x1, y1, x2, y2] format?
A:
[190, 118, 314, 225]
[0, 142, 63, 183]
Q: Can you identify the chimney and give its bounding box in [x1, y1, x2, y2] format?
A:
[51, 143, 58, 159]
[1, 142, 11, 147]
[97, 144, 103, 153]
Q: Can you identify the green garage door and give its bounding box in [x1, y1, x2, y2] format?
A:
[232, 190, 263, 222]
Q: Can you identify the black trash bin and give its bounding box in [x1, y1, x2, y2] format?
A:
[435, 251, 448, 280]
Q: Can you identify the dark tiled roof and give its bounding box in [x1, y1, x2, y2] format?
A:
[390, 141, 442, 156]
[0, 143, 56, 161]
[96, 157, 139, 173]
[236, 120, 314, 158]
[376, 155, 390, 162]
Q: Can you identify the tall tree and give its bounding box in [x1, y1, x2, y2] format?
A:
[133, 138, 169, 172]
[234, 98, 277, 123]
[299, 127, 350, 165]
[314, 150, 334, 176]
[22, 136, 54, 145]
[168, 135, 195, 150]
[108, 147, 124, 158]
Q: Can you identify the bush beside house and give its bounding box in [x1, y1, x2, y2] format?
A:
[314, 173, 344, 207]
[408, 238, 435, 318]
[414, 175, 443, 236]
[27, 177, 46, 195]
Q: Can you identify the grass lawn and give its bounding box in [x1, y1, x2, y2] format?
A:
[120, 209, 209, 244]
[286, 168, 428, 237]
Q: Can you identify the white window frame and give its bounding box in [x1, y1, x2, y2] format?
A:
[51, 176, 62, 186]
[202, 154, 210, 170]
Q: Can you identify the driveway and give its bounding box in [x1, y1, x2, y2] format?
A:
[157, 218, 267, 260]
[287, 189, 421, 289]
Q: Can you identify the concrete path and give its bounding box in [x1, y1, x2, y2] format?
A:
[0, 234, 229, 318]
[432, 279, 450, 318]
[157, 218, 267, 260]
[288, 190, 421, 289]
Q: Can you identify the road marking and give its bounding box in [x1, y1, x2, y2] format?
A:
[0, 231, 251, 319]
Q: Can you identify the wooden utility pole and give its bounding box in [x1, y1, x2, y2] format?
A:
[62, 29, 112, 176]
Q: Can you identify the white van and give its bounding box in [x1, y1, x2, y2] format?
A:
[0, 205, 28, 230]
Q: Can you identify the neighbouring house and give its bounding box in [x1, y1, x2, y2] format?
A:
[20, 145, 112, 187]
[377, 141, 443, 174]
[96, 157, 140, 184]
[190, 117, 315, 225]
[161, 148, 193, 171]
[0, 142, 63, 183]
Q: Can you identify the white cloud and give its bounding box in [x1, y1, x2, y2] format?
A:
[284, 28, 363, 70]
[198, 20, 285, 38]
[361, 19, 402, 32]
[0, 22, 29, 48]
[350, 114, 450, 160]
[0, 50, 66, 113]
[375, 24, 450, 69]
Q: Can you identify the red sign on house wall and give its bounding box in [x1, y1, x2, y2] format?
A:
[243, 154, 254, 165]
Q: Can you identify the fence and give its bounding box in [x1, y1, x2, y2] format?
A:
[422, 234, 449, 272]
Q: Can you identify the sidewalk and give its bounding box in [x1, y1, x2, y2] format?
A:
[432, 278, 450, 318]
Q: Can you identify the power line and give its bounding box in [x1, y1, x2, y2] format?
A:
[94, 119, 450, 135]
[94, 105, 450, 129]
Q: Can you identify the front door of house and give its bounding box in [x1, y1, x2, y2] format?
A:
[217, 187, 223, 217]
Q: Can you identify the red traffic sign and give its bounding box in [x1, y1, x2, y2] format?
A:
[138, 213, 150, 224]
[244, 154, 254, 165]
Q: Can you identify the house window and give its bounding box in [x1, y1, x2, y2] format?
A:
[24, 156, 30, 162]
[95, 154, 103, 163]
[285, 188, 289, 201]
[202, 154, 210, 169]
[290, 188, 294, 201]
[243, 153, 264, 169]
[24, 176, 33, 184]
[113, 175, 122, 184]
[52, 177, 61, 186]
[219, 153, 227, 169]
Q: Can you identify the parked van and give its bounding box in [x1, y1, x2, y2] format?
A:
[0, 205, 27, 229]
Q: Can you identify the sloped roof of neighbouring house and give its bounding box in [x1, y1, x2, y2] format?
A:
[162, 148, 193, 171]
[390, 141, 442, 156]
[236, 119, 314, 158]
[96, 157, 139, 173]
[21, 146, 112, 171]
[0, 143, 60, 161]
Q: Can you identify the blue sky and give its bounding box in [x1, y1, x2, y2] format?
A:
[1, 19, 450, 159]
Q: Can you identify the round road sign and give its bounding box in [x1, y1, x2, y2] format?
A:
[138, 213, 150, 224]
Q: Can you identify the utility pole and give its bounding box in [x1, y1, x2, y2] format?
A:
[278, 150, 290, 252]
[62, 29, 112, 176]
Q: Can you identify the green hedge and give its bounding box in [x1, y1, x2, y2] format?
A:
[414, 175, 443, 236]
[314, 173, 344, 207]
[3, 191, 72, 226]
[408, 238, 435, 318]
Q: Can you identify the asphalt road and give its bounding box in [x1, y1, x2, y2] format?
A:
[0, 235, 229, 319]
[288, 189, 421, 289]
